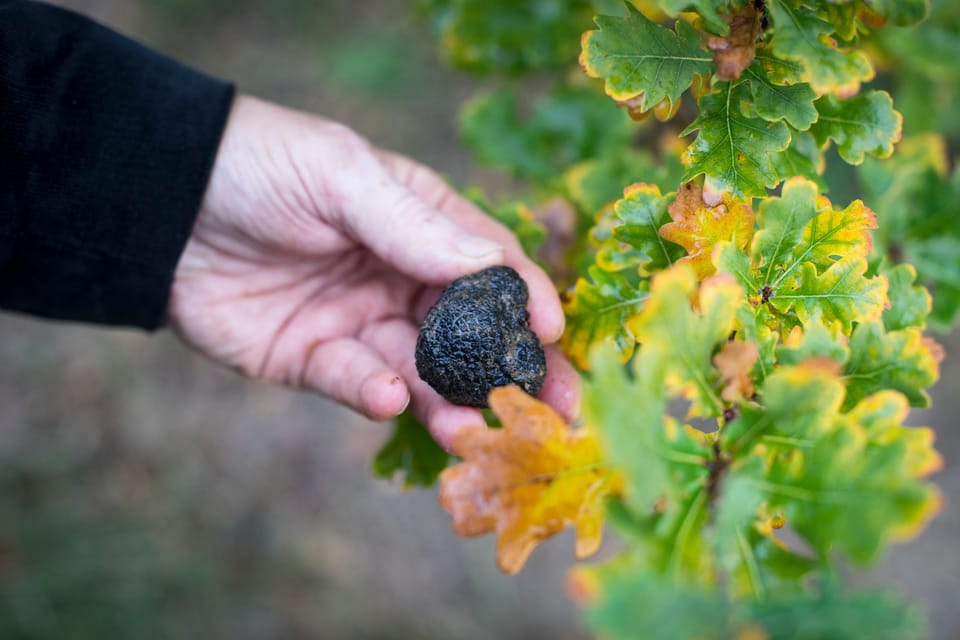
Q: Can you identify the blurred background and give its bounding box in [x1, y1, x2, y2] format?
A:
[2, 1, 958, 638]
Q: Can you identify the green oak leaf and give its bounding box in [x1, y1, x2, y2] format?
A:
[723, 362, 846, 452]
[561, 265, 648, 370]
[847, 391, 943, 476]
[756, 398, 941, 564]
[754, 47, 805, 85]
[599, 484, 715, 579]
[714, 468, 817, 599]
[581, 6, 713, 112]
[842, 321, 941, 411]
[740, 589, 923, 640]
[592, 205, 652, 273]
[372, 411, 451, 487]
[747, 179, 882, 328]
[714, 241, 758, 294]
[628, 265, 741, 418]
[607, 183, 685, 274]
[769, 258, 887, 333]
[735, 300, 778, 384]
[776, 321, 850, 368]
[810, 91, 903, 165]
[766, 0, 874, 95]
[723, 363, 940, 566]
[743, 61, 818, 131]
[682, 80, 791, 198]
[771, 131, 826, 189]
[882, 263, 932, 331]
[581, 567, 727, 640]
[752, 177, 820, 287]
[581, 564, 920, 640]
[585, 349, 711, 516]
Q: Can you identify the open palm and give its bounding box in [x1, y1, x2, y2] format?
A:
[168, 97, 580, 448]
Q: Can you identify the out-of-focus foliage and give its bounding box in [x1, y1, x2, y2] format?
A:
[460, 84, 634, 183]
[855, 134, 960, 328]
[575, 570, 922, 640]
[372, 410, 451, 487]
[870, 0, 960, 137]
[465, 188, 549, 258]
[415, 0, 598, 73]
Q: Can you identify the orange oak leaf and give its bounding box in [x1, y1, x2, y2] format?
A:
[659, 181, 755, 280]
[708, 5, 763, 81]
[714, 340, 760, 403]
[439, 385, 616, 574]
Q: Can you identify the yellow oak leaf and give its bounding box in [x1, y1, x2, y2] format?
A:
[439, 386, 616, 574]
[660, 181, 755, 280]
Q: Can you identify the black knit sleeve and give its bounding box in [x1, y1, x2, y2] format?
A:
[0, 0, 235, 329]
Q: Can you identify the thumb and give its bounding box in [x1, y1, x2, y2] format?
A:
[341, 180, 505, 284]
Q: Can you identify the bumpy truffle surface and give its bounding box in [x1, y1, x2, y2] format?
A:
[415, 266, 547, 407]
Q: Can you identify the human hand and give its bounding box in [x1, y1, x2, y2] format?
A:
[169, 96, 581, 449]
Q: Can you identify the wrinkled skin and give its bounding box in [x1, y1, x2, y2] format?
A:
[416, 266, 547, 407]
[169, 96, 581, 450]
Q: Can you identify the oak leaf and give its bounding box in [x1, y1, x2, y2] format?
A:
[810, 91, 903, 165]
[628, 266, 742, 418]
[439, 386, 616, 574]
[660, 181, 755, 280]
[708, 5, 762, 81]
[580, 6, 712, 114]
[765, 1, 874, 96]
[561, 265, 648, 370]
[745, 60, 818, 131]
[682, 80, 791, 198]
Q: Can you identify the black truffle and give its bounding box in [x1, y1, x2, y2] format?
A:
[415, 266, 547, 407]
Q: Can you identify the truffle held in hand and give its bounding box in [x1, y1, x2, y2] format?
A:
[415, 266, 547, 408]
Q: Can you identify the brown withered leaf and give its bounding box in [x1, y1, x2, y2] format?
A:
[714, 341, 760, 403]
[439, 386, 615, 574]
[709, 5, 763, 81]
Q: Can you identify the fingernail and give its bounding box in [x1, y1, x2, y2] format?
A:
[456, 234, 503, 259]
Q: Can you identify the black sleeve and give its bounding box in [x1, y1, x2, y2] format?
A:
[0, 0, 235, 330]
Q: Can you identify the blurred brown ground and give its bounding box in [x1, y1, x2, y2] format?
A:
[2, 1, 958, 638]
